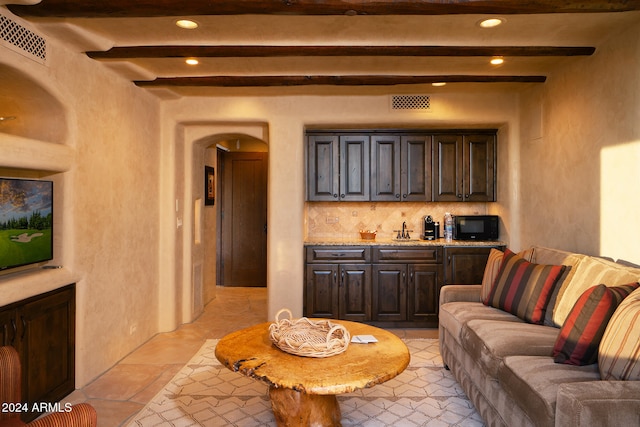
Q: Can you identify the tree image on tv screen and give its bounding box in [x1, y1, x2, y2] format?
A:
[0, 179, 53, 269]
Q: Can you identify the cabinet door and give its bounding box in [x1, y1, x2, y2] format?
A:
[20, 286, 75, 421]
[433, 134, 463, 201]
[339, 135, 370, 201]
[464, 134, 496, 202]
[372, 264, 407, 322]
[402, 135, 432, 201]
[305, 264, 339, 318]
[339, 264, 372, 322]
[445, 247, 497, 285]
[370, 135, 401, 201]
[408, 264, 442, 322]
[307, 135, 339, 201]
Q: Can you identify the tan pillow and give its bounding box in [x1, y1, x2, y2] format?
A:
[599, 287, 640, 380]
[553, 257, 640, 326]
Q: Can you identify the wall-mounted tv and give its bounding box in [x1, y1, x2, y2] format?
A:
[0, 178, 53, 273]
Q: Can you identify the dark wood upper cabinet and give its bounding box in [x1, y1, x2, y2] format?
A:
[433, 133, 496, 202]
[370, 135, 401, 201]
[370, 135, 432, 202]
[402, 135, 432, 201]
[308, 130, 495, 202]
[339, 135, 370, 201]
[307, 134, 339, 201]
[306, 134, 370, 201]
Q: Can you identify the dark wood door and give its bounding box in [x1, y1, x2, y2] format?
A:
[402, 135, 432, 201]
[370, 135, 401, 201]
[408, 264, 442, 322]
[339, 264, 371, 321]
[220, 151, 267, 287]
[464, 134, 496, 202]
[307, 135, 339, 201]
[433, 134, 463, 201]
[305, 264, 339, 318]
[372, 264, 407, 322]
[339, 135, 370, 201]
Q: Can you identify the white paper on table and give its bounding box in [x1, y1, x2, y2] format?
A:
[351, 335, 378, 344]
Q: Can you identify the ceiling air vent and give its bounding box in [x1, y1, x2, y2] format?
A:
[0, 12, 47, 64]
[390, 95, 431, 112]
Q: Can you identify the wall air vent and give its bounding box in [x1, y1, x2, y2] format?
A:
[390, 95, 431, 112]
[0, 12, 47, 64]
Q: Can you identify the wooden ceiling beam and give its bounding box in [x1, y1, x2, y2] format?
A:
[9, 0, 640, 18]
[134, 75, 547, 88]
[88, 45, 595, 59]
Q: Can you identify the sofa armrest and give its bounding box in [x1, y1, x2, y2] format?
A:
[556, 381, 640, 426]
[439, 284, 481, 305]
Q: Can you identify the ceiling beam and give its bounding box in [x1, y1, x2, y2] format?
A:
[9, 0, 640, 18]
[134, 75, 547, 88]
[88, 45, 595, 59]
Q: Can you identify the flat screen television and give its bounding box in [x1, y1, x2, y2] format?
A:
[0, 178, 53, 273]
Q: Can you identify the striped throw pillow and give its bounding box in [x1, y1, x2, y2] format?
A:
[485, 249, 566, 324]
[553, 283, 639, 366]
[481, 248, 504, 303]
[599, 286, 640, 380]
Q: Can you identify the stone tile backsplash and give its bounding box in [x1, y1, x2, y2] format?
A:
[305, 201, 489, 240]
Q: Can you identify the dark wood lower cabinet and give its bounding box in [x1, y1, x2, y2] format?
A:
[0, 284, 75, 422]
[305, 244, 504, 327]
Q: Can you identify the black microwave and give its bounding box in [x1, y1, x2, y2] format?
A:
[453, 215, 499, 240]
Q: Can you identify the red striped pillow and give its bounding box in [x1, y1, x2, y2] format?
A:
[553, 282, 639, 366]
[485, 249, 566, 324]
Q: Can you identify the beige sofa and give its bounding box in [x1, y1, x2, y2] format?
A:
[439, 246, 640, 427]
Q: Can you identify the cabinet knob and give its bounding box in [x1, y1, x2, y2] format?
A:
[340, 194, 345, 198]
[457, 194, 463, 199]
[333, 193, 338, 198]
[465, 194, 470, 199]
[395, 194, 400, 199]
[403, 194, 407, 199]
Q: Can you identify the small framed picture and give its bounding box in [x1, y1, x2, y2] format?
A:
[205, 165, 215, 206]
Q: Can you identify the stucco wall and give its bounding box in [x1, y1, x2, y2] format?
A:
[1, 32, 161, 386]
[518, 20, 640, 263]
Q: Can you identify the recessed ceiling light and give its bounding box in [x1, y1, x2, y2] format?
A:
[478, 18, 505, 28]
[490, 57, 504, 65]
[176, 19, 199, 30]
[185, 58, 199, 65]
[432, 82, 447, 87]
[0, 116, 16, 122]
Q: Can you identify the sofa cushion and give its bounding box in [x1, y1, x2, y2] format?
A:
[599, 286, 640, 380]
[485, 249, 567, 324]
[552, 256, 640, 327]
[460, 319, 559, 378]
[553, 282, 639, 366]
[439, 302, 522, 346]
[498, 356, 600, 427]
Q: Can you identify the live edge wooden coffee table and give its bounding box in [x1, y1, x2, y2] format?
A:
[215, 319, 410, 427]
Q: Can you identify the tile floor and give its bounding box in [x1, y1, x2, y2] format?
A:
[65, 287, 438, 427]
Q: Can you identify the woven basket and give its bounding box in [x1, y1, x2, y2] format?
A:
[268, 308, 350, 358]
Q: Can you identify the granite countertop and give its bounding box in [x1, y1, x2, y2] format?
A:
[304, 237, 505, 247]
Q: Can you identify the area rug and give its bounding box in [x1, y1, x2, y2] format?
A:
[126, 339, 483, 427]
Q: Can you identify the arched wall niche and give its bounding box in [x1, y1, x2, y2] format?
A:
[0, 62, 68, 143]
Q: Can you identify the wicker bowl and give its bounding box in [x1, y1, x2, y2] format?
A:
[359, 230, 377, 240]
[268, 309, 350, 358]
